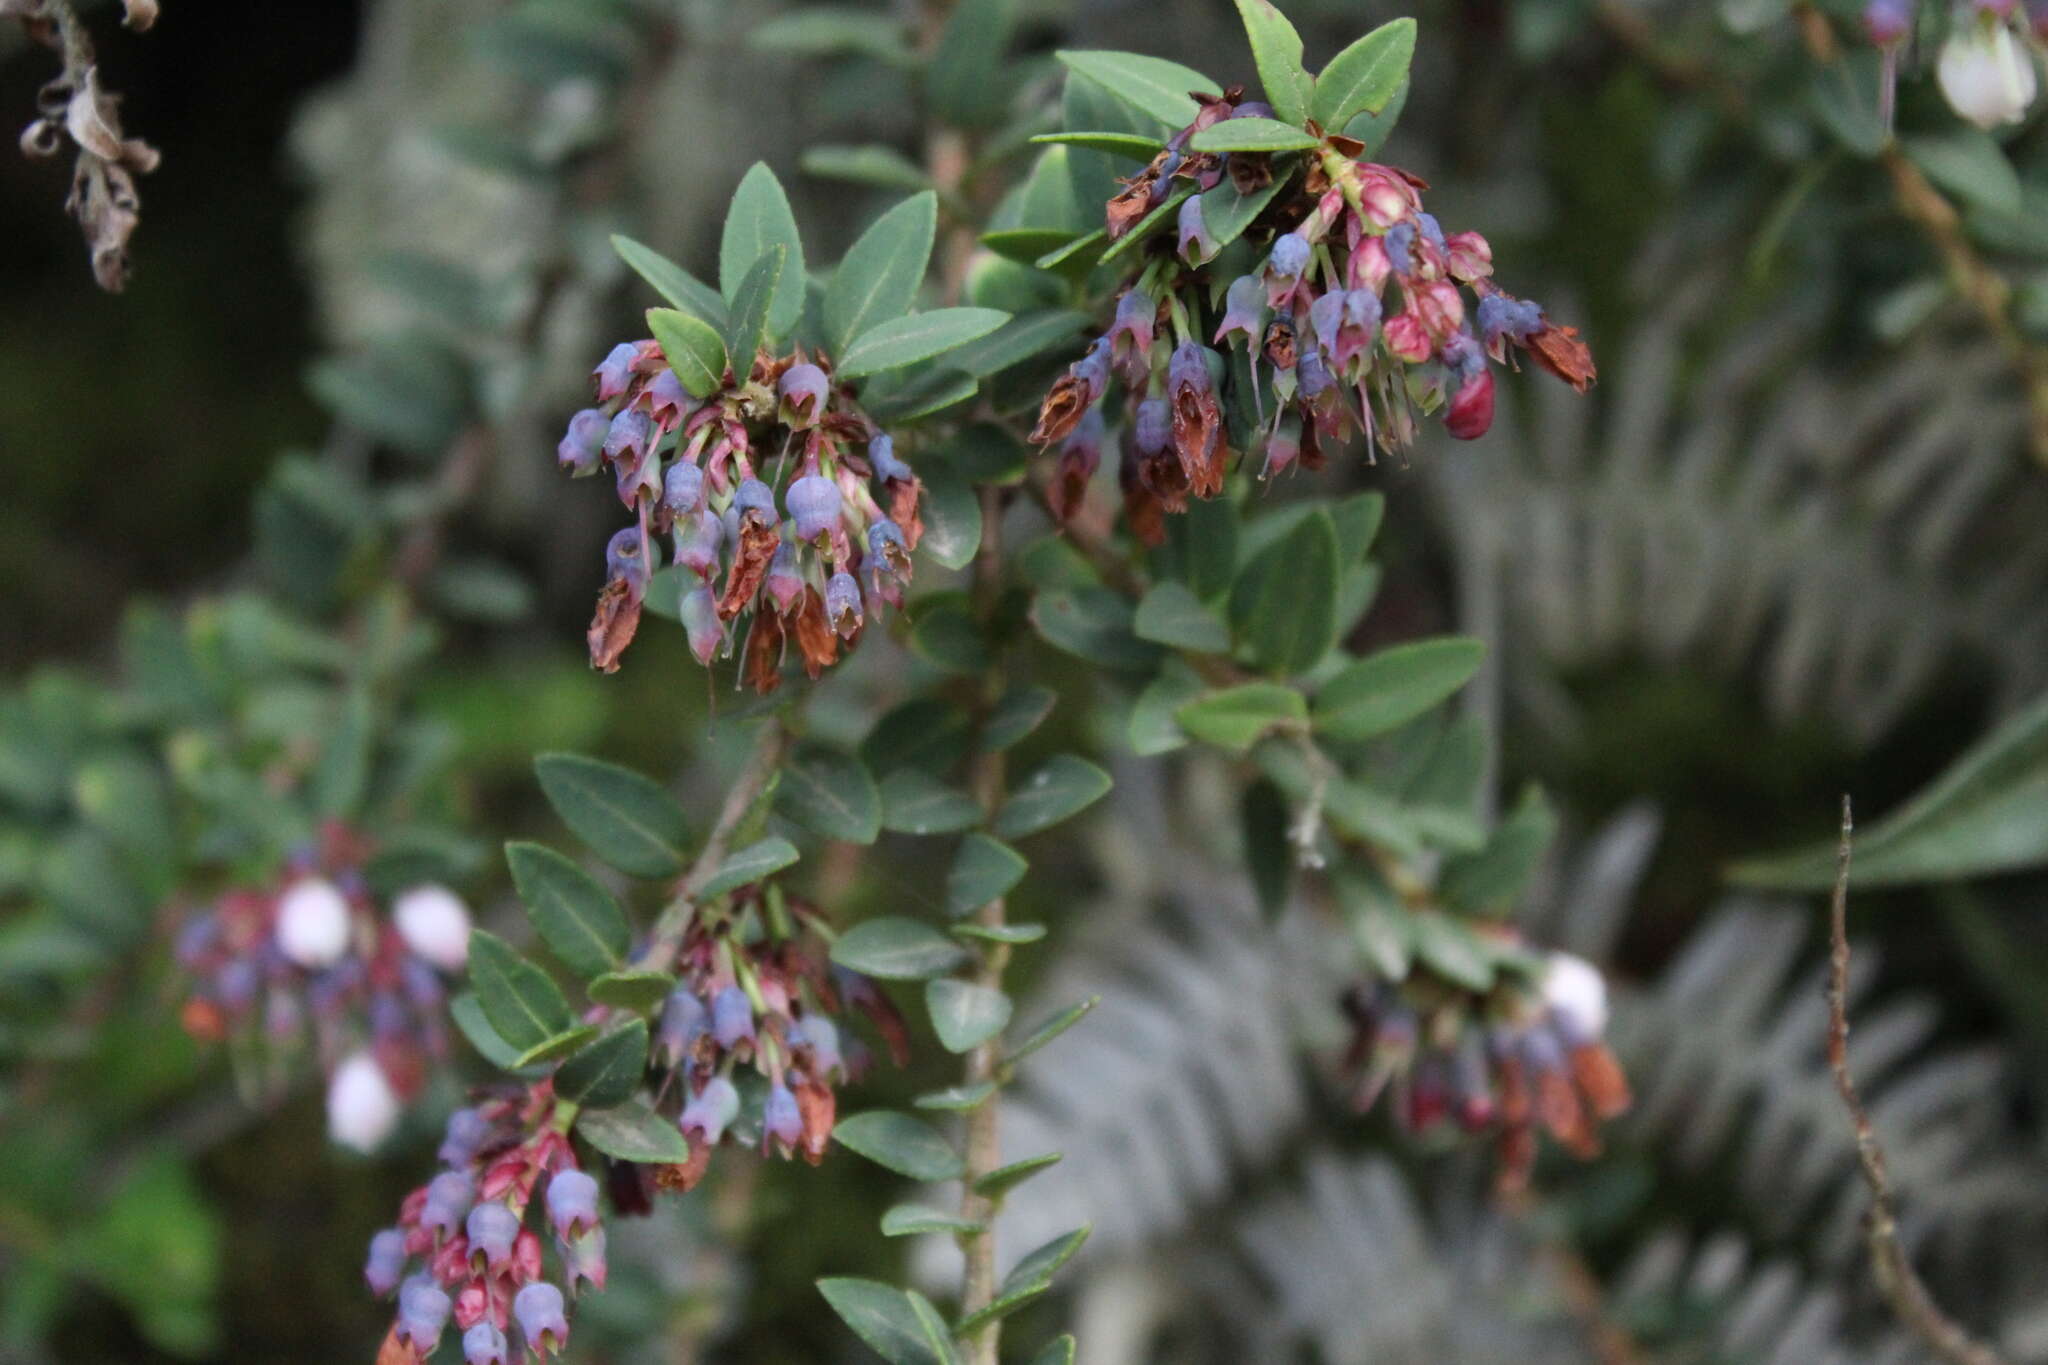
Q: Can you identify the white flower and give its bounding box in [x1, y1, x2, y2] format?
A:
[1540, 951, 1609, 1042]
[392, 884, 472, 971]
[327, 1052, 401, 1152]
[274, 877, 352, 969]
[1937, 19, 2039, 128]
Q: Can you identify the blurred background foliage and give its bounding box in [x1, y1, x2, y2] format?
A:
[3, 0, 2048, 1361]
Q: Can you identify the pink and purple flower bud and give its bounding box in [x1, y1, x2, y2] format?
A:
[1307, 291, 1344, 357]
[680, 585, 724, 664]
[679, 1075, 742, 1145]
[1134, 398, 1172, 456]
[364, 1228, 408, 1297]
[557, 409, 608, 476]
[1107, 290, 1157, 384]
[1071, 335, 1111, 409]
[734, 477, 779, 529]
[1382, 222, 1417, 277]
[657, 989, 709, 1066]
[1863, 0, 1914, 41]
[644, 369, 692, 429]
[545, 1169, 601, 1242]
[711, 984, 756, 1050]
[592, 342, 638, 402]
[1297, 349, 1334, 400]
[1177, 195, 1218, 264]
[673, 508, 724, 580]
[605, 527, 655, 595]
[868, 432, 913, 484]
[825, 572, 863, 637]
[421, 1170, 475, 1240]
[662, 460, 705, 517]
[562, 1226, 607, 1294]
[778, 363, 830, 429]
[1445, 367, 1496, 440]
[438, 1109, 491, 1168]
[514, 1281, 570, 1355]
[763, 1080, 803, 1153]
[1268, 231, 1311, 281]
[793, 1014, 843, 1078]
[765, 541, 806, 616]
[1263, 413, 1303, 479]
[463, 1319, 510, 1365]
[603, 409, 653, 466]
[1445, 231, 1494, 283]
[465, 1201, 521, 1272]
[1215, 274, 1267, 350]
[786, 474, 841, 542]
[396, 1276, 451, 1352]
[865, 520, 910, 593]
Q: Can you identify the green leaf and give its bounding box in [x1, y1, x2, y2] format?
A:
[311, 687, 372, 820]
[1438, 785, 1556, 917]
[826, 191, 938, 351]
[920, 461, 983, 570]
[951, 922, 1045, 944]
[1242, 778, 1295, 918]
[576, 1099, 691, 1163]
[1129, 658, 1205, 757]
[511, 1024, 599, 1069]
[1311, 18, 1416, 130]
[1336, 870, 1413, 977]
[832, 1111, 965, 1180]
[1330, 490, 1386, 563]
[926, 979, 1013, 1054]
[1034, 228, 1108, 276]
[646, 307, 727, 398]
[1099, 183, 1197, 266]
[1343, 75, 1408, 157]
[927, 0, 1016, 129]
[1134, 582, 1231, 652]
[994, 756, 1112, 839]
[1230, 506, 1340, 675]
[1410, 911, 1496, 992]
[723, 246, 786, 369]
[880, 769, 984, 836]
[979, 230, 1077, 267]
[940, 310, 1091, 378]
[553, 1018, 648, 1107]
[832, 917, 972, 980]
[1028, 130, 1164, 158]
[1197, 168, 1295, 252]
[750, 8, 913, 65]
[1056, 49, 1221, 128]
[610, 233, 727, 326]
[467, 929, 574, 1052]
[505, 841, 630, 980]
[1187, 117, 1320, 154]
[864, 697, 974, 775]
[946, 834, 1028, 917]
[720, 162, 806, 338]
[1030, 588, 1162, 671]
[1003, 1226, 1089, 1295]
[971, 1151, 1061, 1199]
[1732, 691, 2048, 889]
[1005, 996, 1096, 1063]
[1029, 1337, 1078, 1365]
[881, 1203, 985, 1236]
[1176, 684, 1307, 753]
[1233, 0, 1313, 124]
[817, 1278, 953, 1365]
[865, 366, 980, 422]
[587, 969, 677, 1012]
[776, 744, 882, 845]
[801, 143, 933, 193]
[909, 599, 991, 675]
[450, 991, 542, 1074]
[701, 836, 800, 896]
[1906, 130, 2023, 217]
[1313, 637, 1485, 741]
[839, 308, 1011, 379]
[915, 1081, 998, 1111]
[534, 752, 689, 879]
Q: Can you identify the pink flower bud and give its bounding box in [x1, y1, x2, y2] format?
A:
[328, 1052, 400, 1152]
[1444, 367, 1496, 440]
[275, 877, 351, 969]
[392, 884, 470, 971]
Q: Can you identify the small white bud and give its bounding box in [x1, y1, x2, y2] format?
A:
[328, 1052, 401, 1152]
[392, 884, 472, 971]
[1937, 20, 2038, 128]
[274, 877, 352, 969]
[1540, 951, 1610, 1042]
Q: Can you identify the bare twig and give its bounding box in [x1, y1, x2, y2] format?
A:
[642, 717, 792, 967]
[1825, 795, 2010, 1365]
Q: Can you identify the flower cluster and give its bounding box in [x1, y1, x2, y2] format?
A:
[558, 340, 924, 686]
[171, 823, 473, 1151]
[1866, 0, 2046, 129]
[1030, 86, 1594, 545]
[367, 1090, 598, 1362]
[652, 880, 909, 1191]
[1339, 947, 1630, 1194]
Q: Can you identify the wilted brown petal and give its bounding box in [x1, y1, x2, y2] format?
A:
[1028, 373, 1089, 446]
[1526, 322, 1597, 393]
[1227, 151, 1273, 196]
[1046, 450, 1091, 525]
[1122, 479, 1167, 548]
[886, 475, 923, 552]
[716, 516, 780, 620]
[653, 1144, 713, 1194]
[1105, 176, 1155, 240]
[65, 68, 127, 161]
[1262, 317, 1296, 372]
[792, 586, 839, 679]
[794, 1079, 834, 1165]
[586, 578, 641, 673]
[1570, 1041, 1632, 1120]
[1170, 386, 1225, 498]
[741, 611, 784, 696]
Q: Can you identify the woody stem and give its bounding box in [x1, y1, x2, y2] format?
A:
[643, 717, 792, 969]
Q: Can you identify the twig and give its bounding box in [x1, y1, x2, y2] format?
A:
[642, 717, 792, 966]
[1825, 795, 2010, 1365]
